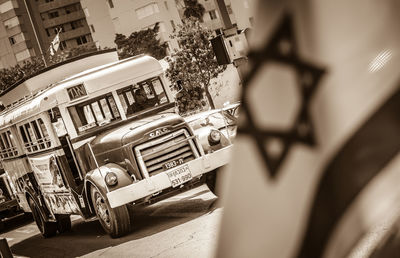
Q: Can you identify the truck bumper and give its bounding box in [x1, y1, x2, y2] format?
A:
[107, 145, 232, 208]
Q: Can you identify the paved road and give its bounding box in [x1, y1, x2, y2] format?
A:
[1, 185, 221, 258]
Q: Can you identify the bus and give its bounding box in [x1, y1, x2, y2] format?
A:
[0, 55, 233, 238]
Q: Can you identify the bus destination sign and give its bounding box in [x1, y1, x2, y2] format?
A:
[67, 84, 87, 101]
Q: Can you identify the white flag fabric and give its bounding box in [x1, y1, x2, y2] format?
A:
[217, 0, 400, 257]
[49, 30, 60, 56]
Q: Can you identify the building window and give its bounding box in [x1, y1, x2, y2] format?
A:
[226, 5, 233, 14]
[59, 41, 67, 50]
[76, 34, 92, 45]
[164, 1, 168, 10]
[90, 24, 95, 32]
[71, 19, 84, 30]
[45, 0, 54, 3]
[3, 16, 19, 29]
[136, 3, 159, 19]
[65, 4, 79, 14]
[170, 20, 175, 30]
[107, 0, 114, 8]
[48, 11, 59, 19]
[46, 28, 50, 37]
[215, 29, 222, 35]
[0, 1, 18, 14]
[209, 10, 217, 20]
[8, 33, 24, 45]
[9, 37, 16, 45]
[84, 8, 90, 17]
[15, 49, 30, 62]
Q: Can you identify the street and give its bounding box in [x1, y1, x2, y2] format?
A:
[1, 185, 221, 258]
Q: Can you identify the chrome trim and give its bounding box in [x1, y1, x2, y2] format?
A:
[134, 128, 199, 178]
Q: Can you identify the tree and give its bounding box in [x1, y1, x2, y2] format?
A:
[114, 23, 168, 60]
[0, 44, 100, 94]
[183, 0, 205, 21]
[166, 18, 225, 113]
[0, 56, 45, 93]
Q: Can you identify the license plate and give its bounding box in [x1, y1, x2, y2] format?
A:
[163, 158, 184, 170]
[166, 164, 192, 188]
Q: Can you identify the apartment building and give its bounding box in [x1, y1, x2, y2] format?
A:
[0, 0, 94, 69]
[0, 0, 41, 68]
[230, 0, 255, 30]
[81, 0, 183, 52]
[26, 0, 94, 53]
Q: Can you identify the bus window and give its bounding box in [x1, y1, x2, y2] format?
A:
[38, 119, 51, 148]
[19, 119, 52, 153]
[117, 77, 169, 116]
[68, 93, 121, 134]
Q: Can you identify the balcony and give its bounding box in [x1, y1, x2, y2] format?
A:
[6, 24, 24, 36]
[59, 25, 90, 41]
[42, 10, 85, 28]
[38, 0, 80, 13]
[0, 7, 21, 21]
[11, 40, 32, 54]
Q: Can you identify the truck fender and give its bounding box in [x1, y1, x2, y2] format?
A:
[194, 126, 231, 153]
[85, 163, 134, 212]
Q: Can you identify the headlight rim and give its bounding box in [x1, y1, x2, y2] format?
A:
[105, 171, 118, 186]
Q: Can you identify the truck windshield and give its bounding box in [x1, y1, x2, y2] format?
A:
[117, 77, 169, 116]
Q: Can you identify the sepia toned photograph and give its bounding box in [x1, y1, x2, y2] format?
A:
[0, 0, 399, 257]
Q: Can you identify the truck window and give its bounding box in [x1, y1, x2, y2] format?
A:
[117, 77, 169, 116]
[68, 93, 121, 134]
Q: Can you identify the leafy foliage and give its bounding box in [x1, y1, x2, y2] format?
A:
[114, 23, 168, 60]
[166, 18, 225, 114]
[183, 0, 205, 21]
[0, 44, 98, 94]
[49, 44, 98, 64]
[0, 56, 45, 93]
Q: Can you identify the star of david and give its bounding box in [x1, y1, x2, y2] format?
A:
[238, 13, 326, 178]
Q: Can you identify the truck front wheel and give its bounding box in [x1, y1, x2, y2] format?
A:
[28, 198, 57, 238]
[91, 187, 131, 238]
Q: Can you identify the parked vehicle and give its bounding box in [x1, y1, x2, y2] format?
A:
[0, 55, 233, 238]
[0, 167, 21, 231]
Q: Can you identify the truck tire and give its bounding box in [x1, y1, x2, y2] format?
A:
[56, 214, 71, 233]
[91, 187, 131, 238]
[28, 198, 57, 238]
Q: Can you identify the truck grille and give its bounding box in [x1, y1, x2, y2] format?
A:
[134, 129, 198, 176]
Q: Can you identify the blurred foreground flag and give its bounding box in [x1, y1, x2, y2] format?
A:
[217, 0, 400, 257]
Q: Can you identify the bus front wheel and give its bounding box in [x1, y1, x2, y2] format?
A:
[28, 198, 57, 238]
[90, 187, 131, 238]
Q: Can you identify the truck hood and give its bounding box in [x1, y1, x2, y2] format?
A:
[90, 113, 185, 154]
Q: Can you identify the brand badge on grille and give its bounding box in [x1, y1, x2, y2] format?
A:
[149, 127, 170, 138]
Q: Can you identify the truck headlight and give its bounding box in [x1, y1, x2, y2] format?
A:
[208, 130, 221, 145]
[105, 172, 118, 186]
